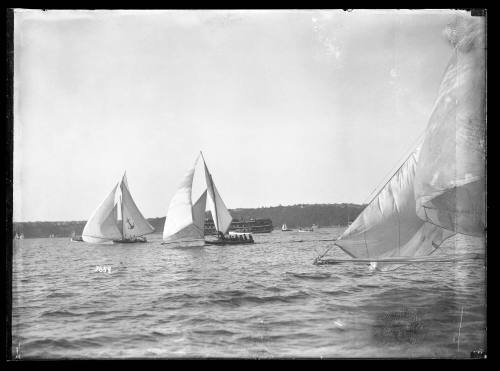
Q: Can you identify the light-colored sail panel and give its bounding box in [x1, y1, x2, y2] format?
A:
[203, 160, 233, 234]
[162, 163, 197, 240]
[336, 150, 423, 259]
[414, 16, 486, 237]
[203, 161, 218, 230]
[371, 223, 456, 271]
[82, 184, 122, 243]
[163, 191, 207, 243]
[120, 179, 155, 238]
[163, 192, 207, 243]
[211, 184, 233, 234]
[192, 190, 207, 234]
[163, 224, 202, 242]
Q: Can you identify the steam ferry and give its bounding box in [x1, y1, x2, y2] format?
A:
[204, 218, 273, 235]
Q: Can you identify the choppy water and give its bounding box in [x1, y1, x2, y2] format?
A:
[12, 227, 486, 359]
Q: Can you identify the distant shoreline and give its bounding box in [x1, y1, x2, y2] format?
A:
[12, 203, 365, 224]
[12, 203, 365, 238]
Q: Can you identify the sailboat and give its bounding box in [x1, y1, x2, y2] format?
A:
[282, 224, 293, 232]
[314, 16, 486, 270]
[82, 172, 155, 244]
[162, 152, 254, 246]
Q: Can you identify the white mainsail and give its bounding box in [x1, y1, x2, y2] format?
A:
[335, 147, 455, 264]
[120, 173, 155, 239]
[331, 16, 485, 269]
[82, 184, 122, 243]
[414, 17, 486, 237]
[202, 155, 233, 234]
[162, 155, 208, 242]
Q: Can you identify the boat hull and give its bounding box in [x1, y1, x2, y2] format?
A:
[204, 239, 254, 246]
[161, 239, 205, 248]
[113, 238, 147, 244]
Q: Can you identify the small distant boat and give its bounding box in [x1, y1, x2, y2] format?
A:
[70, 231, 84, 242]
[298, 227, 314, 232]
[82, 172, 155, 244]
[19, 233, 24, 239]
[281, 224, 293, 232]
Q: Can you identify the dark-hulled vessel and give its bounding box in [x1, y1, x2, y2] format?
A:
[204, 218, 273, 235]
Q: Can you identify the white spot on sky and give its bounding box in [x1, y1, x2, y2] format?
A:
[430, 172, 440, 186]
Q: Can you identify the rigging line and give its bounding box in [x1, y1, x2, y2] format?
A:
[312, 235, 346, 262]
[362, 130, 426, 206]
[313, 244, 335, 264]
[332, 241, 357, 259]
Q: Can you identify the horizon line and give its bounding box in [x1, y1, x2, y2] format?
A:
[12, 202, 367, 223]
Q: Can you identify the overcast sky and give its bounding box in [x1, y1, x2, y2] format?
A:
[14, 9, 468, 222]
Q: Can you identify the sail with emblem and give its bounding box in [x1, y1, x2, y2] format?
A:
[82, 173, 154, 244]
[201, 153, 233, 235]
[162, 155, 208, 243]
[414, 17, 486, 237]
[82, 183, 123, 244]
[120, 173, 155, 239]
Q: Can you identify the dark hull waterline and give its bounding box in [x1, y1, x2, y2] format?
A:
[204, 239, 254, 246]
[112, 239, 148, 244]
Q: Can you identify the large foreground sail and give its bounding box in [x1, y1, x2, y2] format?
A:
[163, 155, 208, 243]
[335, 147, 455, 265]
[82, 184, 122, 244]
[324, 15, 485, 270]
[414, 17, 486, 237]
[120, 174, 155, 239]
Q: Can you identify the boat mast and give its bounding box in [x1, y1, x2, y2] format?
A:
[121, 172, 126, 240]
